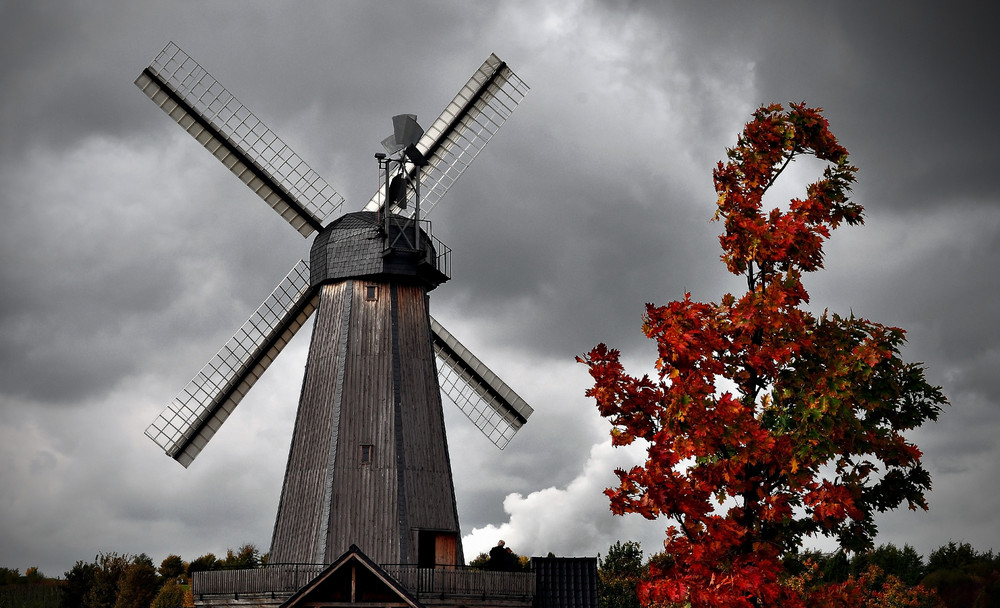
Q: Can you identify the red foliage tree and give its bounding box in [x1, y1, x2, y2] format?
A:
[579, 103, 947, 607]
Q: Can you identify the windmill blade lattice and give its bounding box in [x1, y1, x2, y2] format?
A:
[145, 260, 317, 467]
[365, 53, 529, 216]
[430, 316, 533, 449]
[136, 42, 344, 236]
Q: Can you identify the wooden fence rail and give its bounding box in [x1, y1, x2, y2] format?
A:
[194, 564, 324, 595]
[383, 566, 535, 598]
[193, 565, 535, 599]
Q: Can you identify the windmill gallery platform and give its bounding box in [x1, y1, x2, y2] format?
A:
[188, 547, 597, 608]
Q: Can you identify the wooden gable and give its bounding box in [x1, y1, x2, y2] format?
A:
[281, 545, 423, 608]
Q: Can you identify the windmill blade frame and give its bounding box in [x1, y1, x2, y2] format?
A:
[135, 42, 344, 237]
[429, 316, 533, 449]
[145, 260, 317, 467]
[365, 53, 529, 216]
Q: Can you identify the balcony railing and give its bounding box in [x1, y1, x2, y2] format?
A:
[193, 564, 324, 596]
[192, 564, 534, 600]
[383, 566, 534, 599]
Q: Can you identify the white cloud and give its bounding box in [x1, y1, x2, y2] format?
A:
[463, 439, 667, 560]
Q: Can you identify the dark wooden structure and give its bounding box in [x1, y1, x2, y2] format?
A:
[280, 546, 423, 608]
[136, 44, 536, 604]
[270, 212, 461, 566]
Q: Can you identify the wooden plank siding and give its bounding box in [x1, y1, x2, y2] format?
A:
[271, 281, 351, 564]
[394, 286, 463, 564]
[328, 278, 398, 564]
[269, 279, 462, 567]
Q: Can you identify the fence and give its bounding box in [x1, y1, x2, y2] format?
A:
[193, 564, 534, 600]
[193, 564, 324, 596]
[383, 566, 534, 599]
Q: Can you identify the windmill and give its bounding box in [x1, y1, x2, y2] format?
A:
[136, 42, 532, 568]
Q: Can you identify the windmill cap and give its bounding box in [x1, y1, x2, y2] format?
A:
[310, 211, 449, 290]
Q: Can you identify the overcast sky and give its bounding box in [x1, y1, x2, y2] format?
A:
[2, 1, 997, 577]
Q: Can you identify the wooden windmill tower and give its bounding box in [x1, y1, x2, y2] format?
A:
[136, 43, 532, 568]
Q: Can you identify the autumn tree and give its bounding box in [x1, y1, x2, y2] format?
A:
[851, 543, 926, 587]
[23, 567, 45, 583]
[580, 103, 947, 607]
[82, 553, 130, 608]
[113, 556, 160, 608]
[61, 553, 163, 608]
[150, 580, 186, 608]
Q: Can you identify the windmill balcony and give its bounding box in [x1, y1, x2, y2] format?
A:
[192, 563, 535, 608]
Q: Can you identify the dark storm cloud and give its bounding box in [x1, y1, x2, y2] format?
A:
[754, 5, 996, 211]
[666, 2, 998, 210]
[1, 0, 998, 577]
[0, 3, 158, 153]
[616, 1, 998, 213]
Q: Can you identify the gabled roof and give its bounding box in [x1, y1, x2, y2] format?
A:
[281, 545, 423, 608]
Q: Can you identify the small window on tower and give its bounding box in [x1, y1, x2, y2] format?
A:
[365, 285, 378, 301]
[360, 444, 374, 464]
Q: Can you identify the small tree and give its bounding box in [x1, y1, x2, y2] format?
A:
[61, 561, 96, 608]
[852, 544, 925, 587]
[186, 554, 217, 574]
[926, 541, 993, 573]
[221, 544, 261, 569]
[599, 541, 645, 608]
[580, 103, 947, 606]
[157, 555, 186, 581]
[150, 580, 186, 608]
[923, 542, 999, 608]
[113, 557, 160, 608]
[83, 553, 130, 608]
[0, 567, 21, 586]
[467, 552, 490, 569]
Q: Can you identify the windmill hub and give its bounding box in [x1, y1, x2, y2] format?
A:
[309, 211, 449, 291]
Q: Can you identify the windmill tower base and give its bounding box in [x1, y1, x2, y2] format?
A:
[270, 212, 462, 567]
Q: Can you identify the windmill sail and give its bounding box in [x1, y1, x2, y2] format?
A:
[365, 53, 529, 216]
[429, 316, 533, 449]
[145, 261, 317, 467]
[135, 42, 344, 236]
